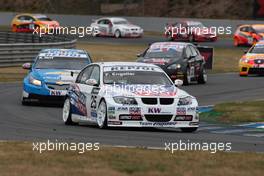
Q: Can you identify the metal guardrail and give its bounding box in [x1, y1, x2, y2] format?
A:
[0, 32, 77, 67]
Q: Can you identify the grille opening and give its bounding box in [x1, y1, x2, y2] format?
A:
[248, 68, 264, 74]
[47, 84, 69, 90]
[242, 67, 247, 72]
[160, 98, 174, 105]
[141, 98, 157, 105]
[144, 115, 172, 122]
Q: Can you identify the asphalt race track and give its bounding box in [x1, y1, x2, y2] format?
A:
[80, 35, 235, 48]
[0, 73, 264, 152]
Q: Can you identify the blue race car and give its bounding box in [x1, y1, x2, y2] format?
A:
[21, 49, 92, 105]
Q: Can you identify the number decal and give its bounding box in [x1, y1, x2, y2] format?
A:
[91, 95, 97, 110]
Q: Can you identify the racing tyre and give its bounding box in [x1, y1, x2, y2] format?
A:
[183, 67, 191, 85]
[180, 127, 198, 133]
[21, 97, 30, 106]
[97, 99, 108, 129]
[197, 67, 207, 84]
[62, 98, 76, 125]
[114, 30, 121, 38]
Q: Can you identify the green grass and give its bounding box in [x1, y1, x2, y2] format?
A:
[200, 100, 264, 124]
[0, 142, 263, 176]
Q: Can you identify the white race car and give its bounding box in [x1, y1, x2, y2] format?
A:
[91, 17, 143, 38]
[62, 62, 199, 132]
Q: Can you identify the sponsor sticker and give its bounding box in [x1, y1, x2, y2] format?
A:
[140, 122, 177, 126]
[177, 107, 186, 115]
[129, 107, 141, 115]
[50, 90, 66, 96]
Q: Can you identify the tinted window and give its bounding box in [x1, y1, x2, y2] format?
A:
[89, 66, 100, 83]
[34, 57, 90, 70]
[185, 46, 192, 58]
[77, 66, 94, 84]
[248, 45, 264, 53]
[190, 46, 198, 56]
[144, 46, 184, 59]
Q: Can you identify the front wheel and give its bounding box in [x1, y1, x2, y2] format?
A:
[62, 98, 76, 125]
[97, 100, 108, 129]
[114, 30, 121, 38]
[181, 127, 198, 133]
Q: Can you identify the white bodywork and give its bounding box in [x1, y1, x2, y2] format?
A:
[64, 62, 199, 128]
[90, 17, 143, 38]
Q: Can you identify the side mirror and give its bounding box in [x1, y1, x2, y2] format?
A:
[174, 79, 183, 87]
[137, 53, 142, 57]
[85, 79, 98, 86]
[22, 63, 32, 70]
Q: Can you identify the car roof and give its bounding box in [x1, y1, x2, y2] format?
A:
[150, 42, 191, 47]
[16, 13, 47, 18]
[92, 61, 160, 67]
[98, 17, 127, 21]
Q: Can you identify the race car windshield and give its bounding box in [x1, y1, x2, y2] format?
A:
[253, 26, 264, 33]
[113, 20, 128, 25]
[248, 45, 264, 53]
[36, 17, 52, 21]
[103, 71, 172, 85]
[144, 48, 183, 58]
[34, 57, 90, 70]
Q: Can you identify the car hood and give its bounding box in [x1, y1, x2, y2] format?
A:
[102, 84, 191, 98]
[32, 69, 79, 84]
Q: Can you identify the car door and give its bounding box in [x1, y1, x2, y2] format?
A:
[86, 65, 101, 122]
[97, 19, 109, 36]
[73, 65, 94, 120]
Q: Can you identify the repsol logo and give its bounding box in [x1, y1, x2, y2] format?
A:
[148, 107, 161, 113]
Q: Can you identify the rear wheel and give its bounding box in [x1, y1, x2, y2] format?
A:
[62, 98, 77, 125]
[181, 127, 198, 133]
[97, 100, 108, 129]
[198, 67, 207, 84]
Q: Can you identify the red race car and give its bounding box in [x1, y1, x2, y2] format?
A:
[233, 24, 264, 46]
[165, 21, 217, 42]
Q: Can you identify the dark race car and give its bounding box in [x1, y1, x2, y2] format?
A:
[137, 42, 207, 85]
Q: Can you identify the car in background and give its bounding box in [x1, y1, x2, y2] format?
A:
[21, 49, 92, 105]
[62, 62, 199, 132]
[90, 17, 143, 38]
[165, 21, 217, 42]
[137, 42, 207, 85]
[234, 24, 264, 46]
[11, 13, 60, 33]
[239, 41, 264, 76]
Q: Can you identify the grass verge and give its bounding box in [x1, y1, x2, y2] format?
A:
[0, 42, 244, 82]
[0, 142, 263, 176]
[200, 100, 264, 124]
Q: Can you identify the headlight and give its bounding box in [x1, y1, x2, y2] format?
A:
[167, 64, 181, 69]
[178, 96, 193, 106]
[29, 76, 42, 86]
[113, 96, 137, 105]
